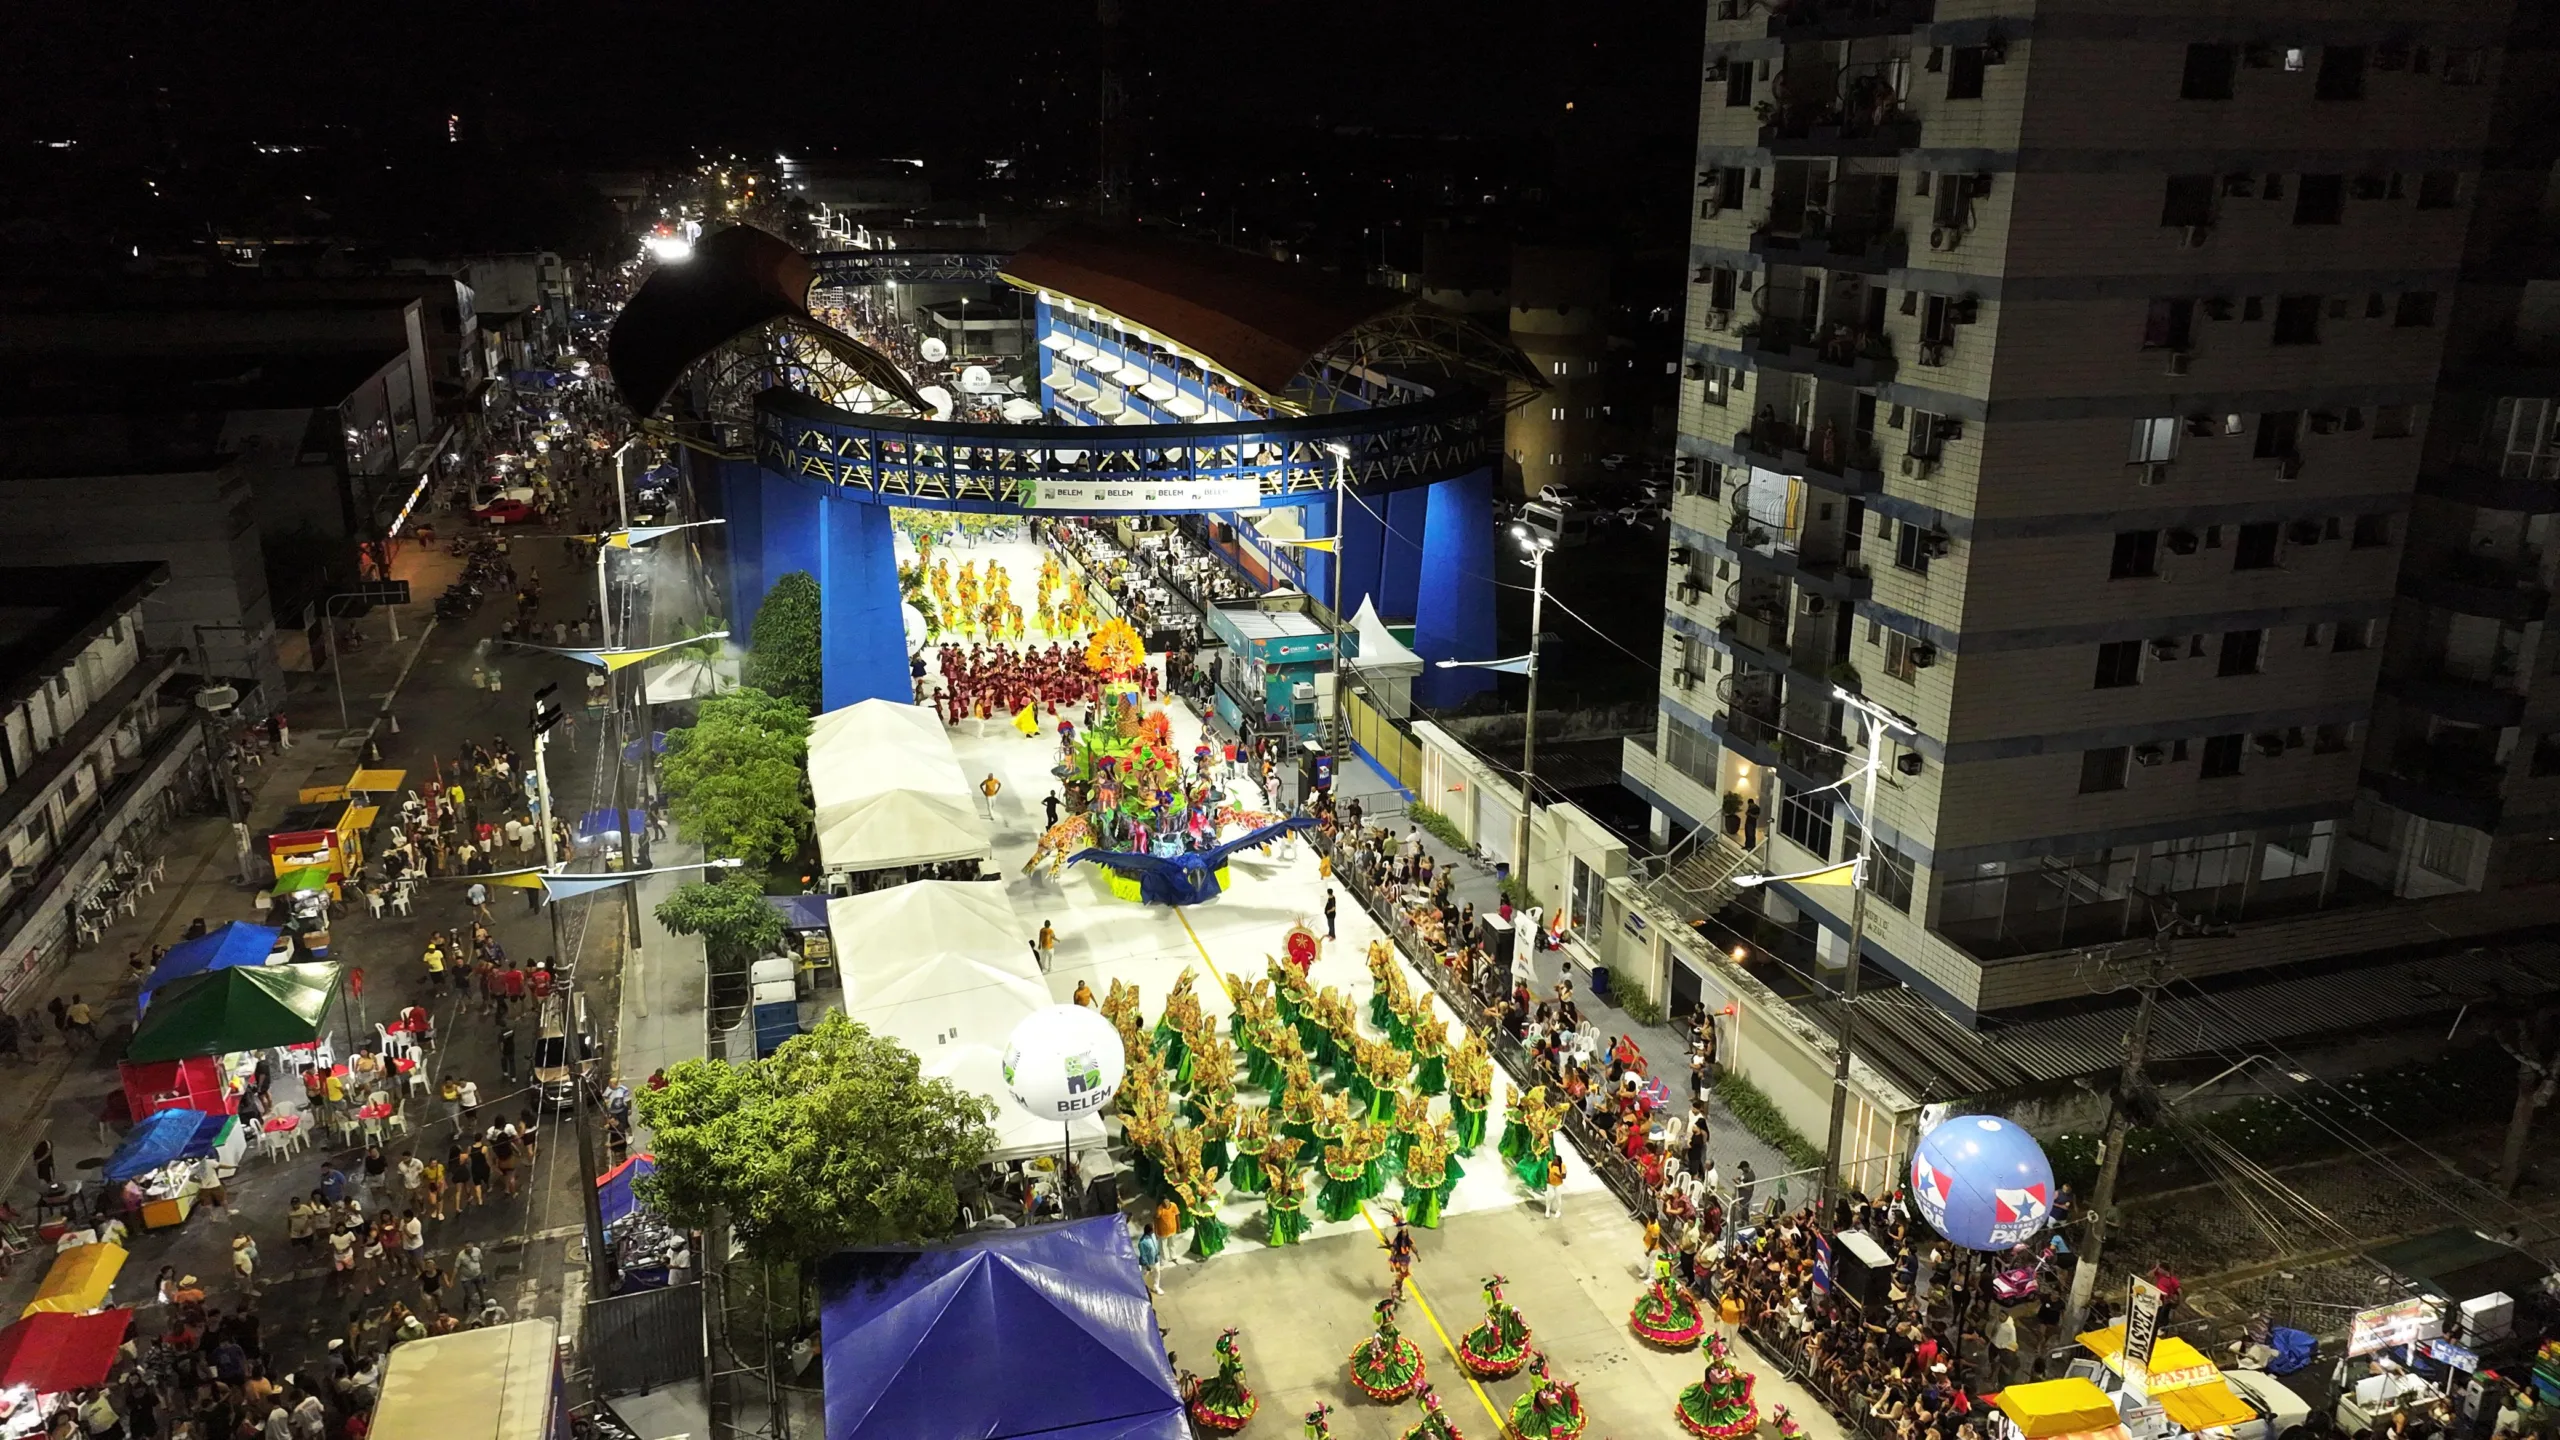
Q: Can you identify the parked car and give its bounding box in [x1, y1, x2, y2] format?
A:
[1515, 499, 1590, 548]
[473, 497, 535, 526]
[531, 995, 600, 1108]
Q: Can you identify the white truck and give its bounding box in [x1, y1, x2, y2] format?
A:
[371, 1319, 566, 1440]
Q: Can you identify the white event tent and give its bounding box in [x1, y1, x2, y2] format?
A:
[806, 700, 992, 874]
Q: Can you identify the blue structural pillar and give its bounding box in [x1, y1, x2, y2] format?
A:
[759, 470, 824, 606]
[1379, 487, 1428, 622]
[818, 496, 913, 708]
[1413, 468, 1497, 705]
[1335, 488, 1389, 622]
[718, 457, 767, 626]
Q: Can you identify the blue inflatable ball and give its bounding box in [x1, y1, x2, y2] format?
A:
[1909, 1115, 2055, 1251]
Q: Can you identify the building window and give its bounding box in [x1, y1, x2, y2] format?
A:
[1708, 267, 1739, 312]
[1551, 360, 1568, 376]
[1884, 631, 1921, 681]
[2440, 48, 2485, 85]
[2181, 43, 2238, 99]
[2294, 174, 2345, 224]
[2079, 747, 2130, 793]
[2129, 416, 2180, 463]
[1839, 821, 1914, 911]
[2162, 175, 2216, 228]
[2200, 733, 2246, 778]
[2142, 298, 2196, 350]
[2352, 514, 2392, 548]
[2394, 291, 2438, 327]
[1665, 716, 1720, 786]
[1908, 411, 1950, 459]
[2417, 171, 2461, 209]
[1779, 786, 1834, 856]
[1893, 521, 1932, 574]
[2110, 530, 2160, 579]
[2315, 723, 2351, 754]
[2255, 410, 2302, 458]
[2218, 628, 2265, 676]
[2094, 640, 2143, 688]
[2333, 618, 2376, 652]
[1701, 364, 1734, 406]
[1725, 65, 1754, 106]
[2315, 45, 2367, 99]
[1549, 407, 1565, 421]
[1947, 45, 1987, 99]
[2233, 522, 2281, 569]
[2375, 404, 2415, 439]
[2415, 822, 2479, 880]
[2272, 295, 2323, 344]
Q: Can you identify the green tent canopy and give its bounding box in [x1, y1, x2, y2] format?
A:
[125, 962, 342, 1062]
[269, 868, 330, 896]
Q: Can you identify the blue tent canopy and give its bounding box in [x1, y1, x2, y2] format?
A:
[597, 1154, 657, 1230]
[103, 1108, 231, 1182]
[817, 1215, 1185, 1440]
[576, 808, 647, 839]
[765, 895, 828, 931]
[142, 923, 283, 1011]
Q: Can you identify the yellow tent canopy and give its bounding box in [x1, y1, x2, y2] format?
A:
[23, 1242, 126, 1318]
[346, 769, 407, 794]
[2078, 1326, 2222, 1392]
[1998, 1379, 2122, 1439]
[2157, 1382, 2257, 1433]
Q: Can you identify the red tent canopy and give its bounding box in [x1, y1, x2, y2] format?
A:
[0, 1309, 130, 1393]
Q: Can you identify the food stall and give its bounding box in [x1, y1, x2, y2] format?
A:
[2079, 1327, 2226, 1394]
[125, 963, 343, 1064]
[2334, 1298, 2454, 1434]
[103, 1107, 241, 1230]
[19, 1244, 124, 1320]
[2077, 1324, 2310, 1440]
[597, 1154, 687, 1292]
[1996, 1379, 2131, 1440]
[763, 895, 836, 975]
[0, 1309, 131, 1440]
[267, 790, 382, 904]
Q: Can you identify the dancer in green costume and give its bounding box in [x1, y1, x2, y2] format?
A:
[1261, 1135, 1310, 1245]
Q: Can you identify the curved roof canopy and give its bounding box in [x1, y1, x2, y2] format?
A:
[1002, 225, 1409, 397]
[608, 225, 924, 417]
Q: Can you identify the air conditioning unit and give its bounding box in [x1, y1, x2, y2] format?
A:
[2148, 638, 2182, 661]
[1684, 361, 1707, 381]
[1704, 59, 1731, 81]
[2164, 528, 2200, 555]
[1901, 454, 1939, 477]
[1674, 456, 1701, 478]
[1908, 644, 1940, 668]
[2287, 520, 2324, 546]
[2138, 462, 2172, 487]
[1673, 668, 1698, 689]
[1895, 752, 1926, 777]
[2165, 350, 2194, 376]
[1921, 532, 1953, 559]
[2183, 224, 2212, 248]
[1669, 545, 1693, 565]
[1950, 294, 1982, 325]
[1803, 594, 1827, 615]
[1920, 341, 1951, 367]
[2253, 733, 2287, 758]
[1929, 226, 1961, 251]
[2133, 743, 2168, 767]
[1675, 582, 1705, 603]
[2276, 454, 2305, 480]
[1709, 308, 1734, 330]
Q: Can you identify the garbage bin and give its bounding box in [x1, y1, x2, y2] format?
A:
[1589, 964, 1612, 1002]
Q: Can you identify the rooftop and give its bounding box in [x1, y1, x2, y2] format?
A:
[0, 563, 168, 693]
[0, 348, 404, 417]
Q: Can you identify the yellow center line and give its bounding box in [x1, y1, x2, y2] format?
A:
[1169, 907, 1509, 1436]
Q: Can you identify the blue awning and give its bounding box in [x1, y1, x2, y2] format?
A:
[817, 1215, 1185, 1440]
[766, 895, 829, 931]
[597, 1154, 657, 1230]
[142, 924, 283, 1011]
[102, 1109, 231, 1182]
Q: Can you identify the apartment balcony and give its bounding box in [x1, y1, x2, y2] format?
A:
[1760, 0, 1931, 39]
[1719, 517, 1875, 600]
[1729, 420, 1885, 495]
[1739, 319, 1899, 387]
[2380, 670, 2529, 729]
[1717, 596, 1791, 662]
[2416, 452, 2560, 516]
[2366, 738, 2511, 831]
[2401, 563, 2552, 624]
[1748, 221, 1909, 276]
[1756, 104, 1921, 158]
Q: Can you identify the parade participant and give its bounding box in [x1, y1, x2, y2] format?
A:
[1630, 1248, 1707, 1349]
[1401, 1119, 1460, 1230]
[1457, 1275, 1533, 1379]
[1225, 1104, 1271, 1195]
[1185, 1328, 1258, 1433]
[1347, 1293, 1428, 1403]
[1261, 1134, 1309, 1246]
[1385, 1218, 1418, 1297]
[1447, 1038, 1493, 1154]
[1508, 1352, 1587, 1440]
[1402, 1384, 1464, 1440]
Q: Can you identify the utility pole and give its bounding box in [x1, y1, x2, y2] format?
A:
[535, 684, 613, 1297]
[1513, 536, 1551, 907]
[1819, 688, 1913, 1206]
[2061, 902, 2195, 1339]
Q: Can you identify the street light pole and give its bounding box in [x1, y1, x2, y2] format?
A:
[1324, 443, 1349, 770]
[1513, 538, 1551, 908]
[1817, 687, 1914, 1206]
[533, 699, 612, 1298]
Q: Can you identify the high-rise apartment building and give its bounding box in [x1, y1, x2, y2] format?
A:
[1626, 0, 2555, 1021]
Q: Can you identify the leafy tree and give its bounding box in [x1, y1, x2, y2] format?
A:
[744, 572, 823, 711]
[660, 686, 812, 871]
[655, 873, 788, 959]
[634, 1012, 997, 1262]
